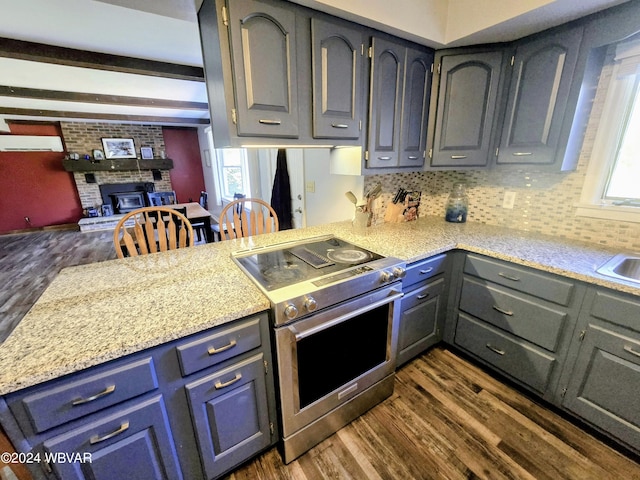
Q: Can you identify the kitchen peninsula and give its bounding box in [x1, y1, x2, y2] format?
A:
[1, 217, 639, 479]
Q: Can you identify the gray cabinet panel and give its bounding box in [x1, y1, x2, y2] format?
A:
[44, 395, 183, 480]
[497, 26, 583, 165]
[228, 0, 299, 138]
[455, 313, 556, 394]
[399, 46, 433, 167]
[563, 322, 640, 450]
[459, 277, 567, 352]
[186, 353, 271, 479]
[311, 17, 364, 139]
[367, 37, 404, 168]
[430, 51, 503, 167]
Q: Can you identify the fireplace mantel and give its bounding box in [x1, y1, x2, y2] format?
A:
[63, 158, 173, 172]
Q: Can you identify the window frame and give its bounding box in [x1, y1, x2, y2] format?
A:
[576, 40, 640, 223]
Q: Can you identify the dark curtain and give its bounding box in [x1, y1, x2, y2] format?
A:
[270, 149, 293, 230]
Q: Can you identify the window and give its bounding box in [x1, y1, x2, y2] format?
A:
[205, 128, 251, 203]
[578, 40, 640, 222]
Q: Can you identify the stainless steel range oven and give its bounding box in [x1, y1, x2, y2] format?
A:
[233, 235, 405, 463]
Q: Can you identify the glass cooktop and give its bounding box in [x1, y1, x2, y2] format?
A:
[233, 236, 383, 291]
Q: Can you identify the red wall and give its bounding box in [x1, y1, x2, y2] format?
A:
[0, 123, 82, 233]
[163, 127, 205, 204]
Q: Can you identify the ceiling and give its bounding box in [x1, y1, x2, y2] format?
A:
[0, 0, 633, 128]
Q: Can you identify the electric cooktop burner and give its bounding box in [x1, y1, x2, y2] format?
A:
[233, 236, 383, 291]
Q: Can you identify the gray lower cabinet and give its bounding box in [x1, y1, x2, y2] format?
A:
[43, 395, 182, 480]
[0, 313, 277, 480]
[397, 254, 449, 366]
[561, 288, 640, 452]
[427, 49, 505, 168]
[496, 25, 584, 167]
[452, 254, 584, 400]
[367, 36, 433, 169]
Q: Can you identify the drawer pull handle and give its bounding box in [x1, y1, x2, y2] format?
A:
[378, 156, 392, 161]
[331, 123, 349, 129]
[259, 119, 282, 125]
[215, 373, 242, 389]
[624, 345, 640, 358]
[407, 155, 418, 160]
[498, 272, 520, 282]
[451, 155, 467, 159]
[486, 344, 505, 355]
[492, 305, 514, 316]
[208, 339, 237, 355]
[89, 421, 130, 445]
[72, 385, 116, 406]
[512, 152, 533, 156]
[419, 267, 434, 275]
[417, 293, 430, 300]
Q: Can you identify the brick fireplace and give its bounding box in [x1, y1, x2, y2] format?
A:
[60, 122, 173, 210]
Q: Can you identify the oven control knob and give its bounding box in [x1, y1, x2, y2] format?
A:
[393, 267, 406, 279]
[380, 270, 394, 283]
[303, 296, 318, 312]
[284, 303, 298, 320]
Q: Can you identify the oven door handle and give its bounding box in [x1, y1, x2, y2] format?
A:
[290, 290, 404, 340]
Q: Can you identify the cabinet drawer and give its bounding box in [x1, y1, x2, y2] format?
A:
[455, 313, 556, 393]
[17, 357, 157, 434]
[464, 254, 574, 306]
[459, 277, 567, 351]
[403, 254, 448, 288]
[588, 290, 640, 333]
[176, 316, 262, 376]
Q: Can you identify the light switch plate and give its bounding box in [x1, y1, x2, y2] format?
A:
[503, 191, 516, 209]
[305, 181, 315, 193]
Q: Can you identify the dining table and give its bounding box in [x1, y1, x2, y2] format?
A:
[171, 202, 214, 243]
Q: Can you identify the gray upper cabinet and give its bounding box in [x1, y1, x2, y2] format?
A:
[367, 36, 405, 168]
[227, 0, 299, 138]
[367, 36, 433, 169]
[497, 25, 584, 165]
[399, 46, 433, 167]
[428, 50, 504, 168]
[311, 17, 365, 140]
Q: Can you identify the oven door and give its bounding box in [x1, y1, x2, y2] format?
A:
[274, 283, 403, 437]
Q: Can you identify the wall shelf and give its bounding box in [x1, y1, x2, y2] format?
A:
[62, 158, 173, 172]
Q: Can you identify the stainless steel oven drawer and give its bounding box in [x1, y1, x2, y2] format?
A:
[176, 316, 262, 376]
[455, 313, 556, 394]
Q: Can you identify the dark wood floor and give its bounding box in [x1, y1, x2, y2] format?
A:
[227, 347, 640, 480]
[0, 229, 118, 342]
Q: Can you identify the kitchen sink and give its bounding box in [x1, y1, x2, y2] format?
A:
[596, 253, 640, 284]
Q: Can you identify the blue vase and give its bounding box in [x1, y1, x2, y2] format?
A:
[445, 183, 468, 223]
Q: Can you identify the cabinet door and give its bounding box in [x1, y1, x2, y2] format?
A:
[563, 323, 640, 450]
[399, 45, 433, 167]
[228, 0, 299, 138]
[430, 51, 503, 167]
[311, 17, 364, 140]
[397, 277, 446, 366]
[367, 37, 405, 168]
[44, 396, 183, 480]
[186, 353, 271, 479]
[497, 26, 583, 165]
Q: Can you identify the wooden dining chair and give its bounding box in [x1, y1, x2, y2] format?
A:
[218, 197, 279, 241]
[147, 191, 177, 206]
[113, 206, 194, 258]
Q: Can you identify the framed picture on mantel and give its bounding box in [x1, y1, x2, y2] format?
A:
[101, 138, 136, 159]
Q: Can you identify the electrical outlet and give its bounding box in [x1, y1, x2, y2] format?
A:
[503, 191, 516, 209]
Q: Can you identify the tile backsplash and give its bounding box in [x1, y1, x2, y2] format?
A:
[365, 47, 640, 251]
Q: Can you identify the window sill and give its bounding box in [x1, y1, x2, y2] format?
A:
[575, 203, 640, 223]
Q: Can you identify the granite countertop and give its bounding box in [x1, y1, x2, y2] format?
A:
[0, 216, 637, 395]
